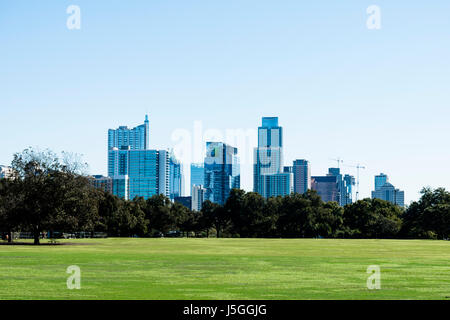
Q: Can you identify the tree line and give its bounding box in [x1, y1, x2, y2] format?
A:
[0, 149, 449, 244]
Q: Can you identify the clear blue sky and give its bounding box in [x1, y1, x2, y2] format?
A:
[1, 1, 449, 204]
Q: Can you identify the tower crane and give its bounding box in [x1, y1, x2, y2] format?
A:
[329, 157, 344, 169]
[343, 163, 366, 201]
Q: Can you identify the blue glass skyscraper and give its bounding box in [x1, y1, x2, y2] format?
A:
[204, 142, 240, 205]
[107, 116, 171, 200]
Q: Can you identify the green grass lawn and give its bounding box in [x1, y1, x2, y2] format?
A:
[0, 238, 449, 300]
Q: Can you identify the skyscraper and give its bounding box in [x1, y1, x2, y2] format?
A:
[107, 116, 171, 200]
[254, 117, 292, 198]
[292, 159, 311, 194]
[190, 163, 205, 195]
[371, 173, 405, 207]
[204, 142, 240, 205]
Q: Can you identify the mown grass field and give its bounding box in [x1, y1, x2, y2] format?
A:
[0, 238, 449, 300]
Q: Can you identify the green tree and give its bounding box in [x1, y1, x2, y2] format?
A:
[343, 198, 403, 238]
[0, 178, 17, 243]
[402, 188, 450, 239]
[201, 200, 227, 238]
[145, 194, 174, 234]
[11, 148, 96, 245]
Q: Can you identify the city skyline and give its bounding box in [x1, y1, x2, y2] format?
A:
[1, 1, 449, 204]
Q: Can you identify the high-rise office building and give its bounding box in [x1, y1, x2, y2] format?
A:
[107, 116, 171, 200]
[204, 142, 240, 205]
[371, 173, 405, 207]
[192, 184, 206, 211]
[292, 159, 311, 194]
[254, 117, 292, 198]
[190, 163, 205, 195]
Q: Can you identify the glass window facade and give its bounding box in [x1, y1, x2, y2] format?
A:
[204, 142, 240, 205]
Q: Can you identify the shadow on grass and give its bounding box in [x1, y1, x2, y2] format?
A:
[0, 241, 93, 246]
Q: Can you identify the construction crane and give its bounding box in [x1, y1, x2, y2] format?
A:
[329, 157, 344, 168]
[343, 163, 366, 201]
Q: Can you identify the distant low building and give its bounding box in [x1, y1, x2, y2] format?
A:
[0, 165, 13, 179]
[90, 175, 113, 194]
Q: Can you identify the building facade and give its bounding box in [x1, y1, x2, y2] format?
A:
[108, 148, 170, 200]
[311, 175, 340, 203]
[90, 175, 113, 194]
[204, 142, 240, 205]
[375, 173, 389, 191]
[174, 196, 192, 210]
[191, 184, 206, 211]
[190, 163, 205, 195]
[169, 154, 183, 200]
[108, 115, 149, 151]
